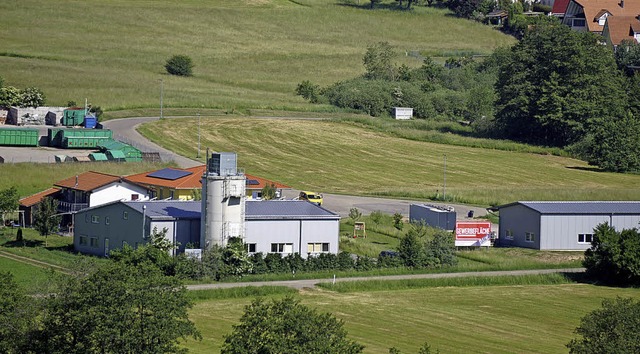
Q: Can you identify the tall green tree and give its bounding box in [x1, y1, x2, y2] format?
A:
[33, 197, 61, 246]
[0, 272, 34, 354]
[221, 297, 364, 354]
[495, 19, 627, 147]
[567, 297, 640, 353]
[583, 223, 640, 284]
[363, 42, 398, 81]
[29, 260, 200, 353]
[0, 186, 19, 225]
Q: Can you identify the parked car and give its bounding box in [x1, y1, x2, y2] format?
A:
[299, 191, 323, 206]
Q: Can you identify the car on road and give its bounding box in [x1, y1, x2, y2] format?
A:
[299, 191, 323, 206]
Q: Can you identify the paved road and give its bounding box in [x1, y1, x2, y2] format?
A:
[186, 268, 585, 290]
[0, 116, 490, 218]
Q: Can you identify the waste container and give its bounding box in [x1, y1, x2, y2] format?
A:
[467, 210, 474, 218]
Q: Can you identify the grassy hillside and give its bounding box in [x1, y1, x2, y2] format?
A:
[187, 282, 640, 353]
[0, 0, 514, 113]
[138, 117, 640, 205]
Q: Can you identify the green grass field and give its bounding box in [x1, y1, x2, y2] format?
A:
[0, 256, 56, 293]
[0, 0, 514, 114]
[138, 117, 640, 205]
[186, 281, 640, 353]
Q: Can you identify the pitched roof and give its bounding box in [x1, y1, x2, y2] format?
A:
[54, 171, 121, 192]
[245, 173, 290, 190]
[125, 165, 290, 191]
[123, 201, 201, 219]
[573, 0, 640, 32]
[125, 165, 204, 190]
[553, 0, 571, 15]
[499, 201, 640, 214]
[246, 200, 339, 220]
[605, 15, 640, 45]
[19, 188, 61, 207]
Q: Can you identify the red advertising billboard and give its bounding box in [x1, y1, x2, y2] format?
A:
[455, 221, 491, 240]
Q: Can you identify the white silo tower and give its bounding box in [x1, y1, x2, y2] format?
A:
[200, 152, 246, 249]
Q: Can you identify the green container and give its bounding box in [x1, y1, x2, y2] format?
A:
[62, 136, 112, 149]
[106, 149, 126, 162]
[98, 140, 141, 160]
[49, 128, 112, 147]
[89, 152, 108, 161]
[0, 128, 39, 147]
[62, 108, 87, 126]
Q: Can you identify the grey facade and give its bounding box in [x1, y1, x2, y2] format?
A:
[409, 204, 456, 231]
[74, 201, 201, 257]
[73, 200, 340, 258]
[497, 201, 640, 250]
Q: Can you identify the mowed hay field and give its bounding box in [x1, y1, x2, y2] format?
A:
[138, 117, 640, 205]
[0, 0, 514, 112]
[187, 283, 640, 353]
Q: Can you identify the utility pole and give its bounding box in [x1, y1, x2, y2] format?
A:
[197, 113, 201, 158]
[159, 79, 164, 119]
[443, 154, 447, 201]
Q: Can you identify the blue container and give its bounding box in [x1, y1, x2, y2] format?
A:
[84, 116, 97, 129]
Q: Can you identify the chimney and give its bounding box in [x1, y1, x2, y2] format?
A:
[74, 175, 78, 188]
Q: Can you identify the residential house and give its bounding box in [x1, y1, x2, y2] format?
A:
[54, 171, 151, 227]
[602, 15, 640, 47]
[562, 0, 640, 33]
[125, 165, 290, 201]
[18, 188, 60, 227]
[552, 0, 571, 18]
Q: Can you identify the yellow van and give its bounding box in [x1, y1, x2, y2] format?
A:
[299, 191, 323, 206]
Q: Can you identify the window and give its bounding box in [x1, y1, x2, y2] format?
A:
[105, 216, 110, 225]
[79, 235, 88, 246]
[131, 194, 139, 201]
[90, 237, 99, 248]
[505, 229, 514, 240]
[271, 243, 293, 254]
[578, 234, 593, 244]
[525, 232, 535, 242]
[91, 215, 100, 224]
[572, 18, 586, 27]
[307, 243, 330, 253]
[246, 243, 257, 253]
[123, 211, 128, 220]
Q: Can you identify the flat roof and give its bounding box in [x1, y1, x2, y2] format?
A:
[124, 201, 201, 219]
[246, 200, 339, 220]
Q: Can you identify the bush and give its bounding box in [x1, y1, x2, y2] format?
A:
[0, 86, 20, 108]
[583, 223, 640, 284]
[165, 54, 194, 77]
[296, 80, 321, 103]
[19, 87, 45, 107]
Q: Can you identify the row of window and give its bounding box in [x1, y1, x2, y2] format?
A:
[86, 211, 130, 225]
[244, 243, 330, 254]
[504, 230, 594, 244]
[79, 235, 99, 248]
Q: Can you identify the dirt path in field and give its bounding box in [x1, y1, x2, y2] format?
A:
[0, 250, 70, 274]
[186, 268, 585, 291]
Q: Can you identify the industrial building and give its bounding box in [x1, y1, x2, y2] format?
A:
[496, 201, 640, 250]
[73, 152, 340, 258]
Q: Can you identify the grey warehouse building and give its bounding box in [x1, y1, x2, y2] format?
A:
[496, 201, 640, 250]
[74, 200, 340, 258]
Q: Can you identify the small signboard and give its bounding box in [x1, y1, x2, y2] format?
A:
[185, 248, 202, 261]
[455, 221, 492, 247]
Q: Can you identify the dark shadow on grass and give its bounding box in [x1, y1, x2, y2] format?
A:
[371, 241, 390, 245]
[335, 2, 413, 11]
[3, 239, 44, 248]
[565, 166, 605, 173]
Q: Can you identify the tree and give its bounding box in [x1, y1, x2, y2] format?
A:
[150, 226, 175, 253]
[0, 272, 34, 353]
[398, 228, 426, 268]
[261, 183, 276, 200]
[583, 223, 640, 284]
[0, 186, 19, 225]
[615, 39, 640, 76]
[29, 260, 200, 353]
[222, 237, 253, 277]
[221, 297, 364, 354]
[567, 297, 640, 353]
[494, 19, 627, 147]
[363, 42, 397, 81]
[349, 207, 362, 222]
[0, 86, 20, 108]
[165, 54, 194, 76]
[580, 112, 640, 172]
[32, 197, 61, 246]
[19, 87, 45, 108]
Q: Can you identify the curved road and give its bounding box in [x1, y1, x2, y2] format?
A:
[187, 268, 585, 290]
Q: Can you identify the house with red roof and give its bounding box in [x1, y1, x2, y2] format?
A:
[563, 0, 640, 33]
[19, 188, 61, 227]
[552, 0, 571, 18]
[125, 165, 290, 201]
[602, 15, 640, 47]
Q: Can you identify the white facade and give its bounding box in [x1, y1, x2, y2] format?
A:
[89, 181, 150, 207]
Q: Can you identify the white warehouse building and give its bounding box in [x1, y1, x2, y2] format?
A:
[496, 201, 640, 250]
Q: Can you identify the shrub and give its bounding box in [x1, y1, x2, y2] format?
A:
[296, 80, 321, 103]
[0, 86, 20, 108]
[165, 54, 194, 76]
[19, 87, 45, 107]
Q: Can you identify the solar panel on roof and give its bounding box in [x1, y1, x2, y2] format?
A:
[247, 179, 260, 185]
[148, 168, 193, 180]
